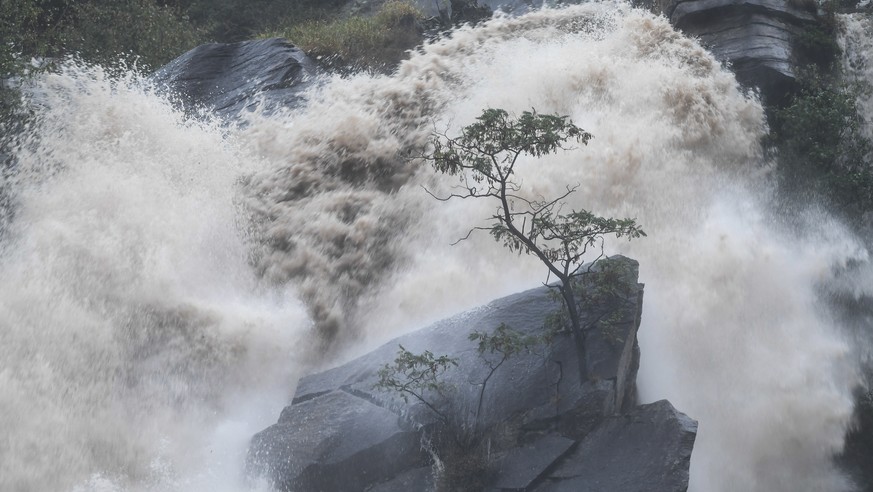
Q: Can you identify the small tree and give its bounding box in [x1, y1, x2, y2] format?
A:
[375, 324, 544, 492]
[467, 323, 541, 428]
[375, 345, 459, 425]
[425, 108, 645, 379]
[376, 325, 543, 430]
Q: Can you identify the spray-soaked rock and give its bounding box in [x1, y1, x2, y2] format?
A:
[246, 391, 425, 492]
[152, 38, 317, 118]
[648, 0, 820, 104]
[246, 256, 697, 491]
[532, 400, 697, 492]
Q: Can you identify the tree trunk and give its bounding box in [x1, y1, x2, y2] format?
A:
[560, 281, 588, 381]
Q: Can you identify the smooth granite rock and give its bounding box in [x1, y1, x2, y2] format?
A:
[533, 400, 698, 492]
[488, 434, 576, 491]
[246, 390, 425, 491]
[152, 37, 316, 119]
[367, 466, 435, 492]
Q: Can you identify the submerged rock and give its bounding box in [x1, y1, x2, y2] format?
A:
[152, 38, 317, 119]
[246, 256, 698, 491]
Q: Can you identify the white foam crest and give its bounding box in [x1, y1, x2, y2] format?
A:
[0, 63, 308, 491]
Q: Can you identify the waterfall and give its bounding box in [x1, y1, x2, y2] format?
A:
[1, 3, 869, 491]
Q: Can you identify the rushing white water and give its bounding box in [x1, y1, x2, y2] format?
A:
[1, 3, 870, 492]
[0, 65, 310, 492]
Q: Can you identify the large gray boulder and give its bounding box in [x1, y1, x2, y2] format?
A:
[152, 38, 317, 119]
[246, 256, 697, 491]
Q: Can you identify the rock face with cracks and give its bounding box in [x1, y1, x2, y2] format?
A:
[651, 0, 821, 103]
[246, 256, 698, 491]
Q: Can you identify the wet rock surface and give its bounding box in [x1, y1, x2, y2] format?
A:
[659, 0, 821, 103]
[246, 256, 698, 491]
[532, 400, 697, 492]
[152, 38, 316, 119]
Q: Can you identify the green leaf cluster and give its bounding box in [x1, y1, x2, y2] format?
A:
[373, 326, 557, 488]
[0, 0, 207, 72]
[59, 0, 206, 70]
[431, 108, 591, 178]
[771, 68, 873, 221]
[375, 344, 458, 419]
[468, 322, 541, 358]
[426, 108, 645, 379]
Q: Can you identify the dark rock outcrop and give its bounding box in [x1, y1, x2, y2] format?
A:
[532, 400, 697, 492]
[152, 38, 317, 119]
[247, 391, 424, 491]
[246, 256, 697, 491]
[653, 0, 821, 104]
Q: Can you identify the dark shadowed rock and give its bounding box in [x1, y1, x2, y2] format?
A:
[246, 390, 425, 491]
[660, 0, 820, 104]
[533, 400, 697, 492]
[152, 38, 316, 119]
[488, 434, 576, 491]
[292, 256, 644, 435]
[247, 256, 696, 491]
[367, 466, 434, 492]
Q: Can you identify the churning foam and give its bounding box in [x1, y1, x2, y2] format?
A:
[1, 3, 869, 491]
[0, 65, 309, 491]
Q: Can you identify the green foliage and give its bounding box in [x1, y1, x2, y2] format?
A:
[0, 0, 47, 163]
[771, 69, 873, 220]
[376, 324, 546, 491]
[468, 323, 543, 422]
[790, 0, 843, 69]
[0, 0, 86, 68]
[543, 258, 636, 348]
[58, 0, 205, 70]
[427, 108, 645, 378]
[164, 0, 344, 42]
[375, 325, 544, 424]
[275, 0, 423, 72]
[796, 24, 842, 68]
[429, 109, 644, 270]
[0, 0, 205, 72]
[469, 323, 542, 358]
[0, 0, 424, 76]
[0, 0, 40, 75]
[375, 344, 458, 422]
[431, 108, 590, 176]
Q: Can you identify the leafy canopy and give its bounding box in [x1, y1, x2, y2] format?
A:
[428, 108, 645, 284]
[426, 108, 645, 379]
[375, 344, 458, 422]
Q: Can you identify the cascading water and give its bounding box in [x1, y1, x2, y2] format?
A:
[1, 3, 869, 491]
[0, 66, 310, 491]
